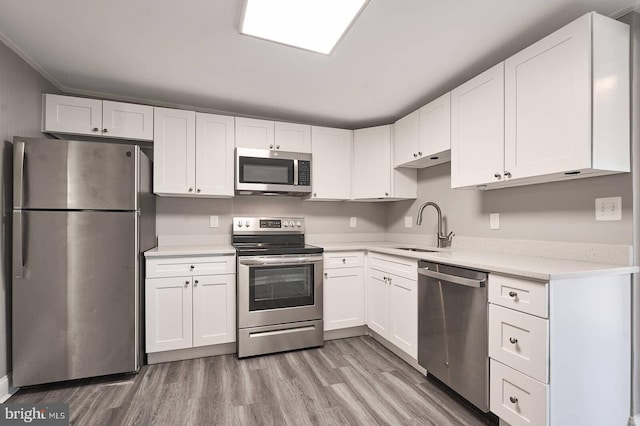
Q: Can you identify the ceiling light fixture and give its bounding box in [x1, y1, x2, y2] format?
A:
[240, 0, 369, 55]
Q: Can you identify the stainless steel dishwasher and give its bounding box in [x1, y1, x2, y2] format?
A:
[417, 260, 489, 412]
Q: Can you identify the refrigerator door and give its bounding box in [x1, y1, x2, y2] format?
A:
[12, 210, 138, 387]
[13, 137, 138, 210]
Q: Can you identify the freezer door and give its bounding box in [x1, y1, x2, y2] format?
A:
[13, 137, 138, 210]
[12, 210, 138, 387]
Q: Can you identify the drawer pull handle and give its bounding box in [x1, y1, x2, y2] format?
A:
[509, 337, 518, 344]
[508, 291, 517, 298]
[509, 396, 518, 404]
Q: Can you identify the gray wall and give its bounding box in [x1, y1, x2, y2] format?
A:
[156, 197, 387, 238]
[0, 41, 59, 379]
[387, 163, 633, 245]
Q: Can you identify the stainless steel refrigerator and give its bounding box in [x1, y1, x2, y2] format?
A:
[11, 137, 155, 387]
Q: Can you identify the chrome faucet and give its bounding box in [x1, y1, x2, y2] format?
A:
[416, 202, 454, 248]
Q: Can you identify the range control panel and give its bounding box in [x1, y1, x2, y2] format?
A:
[233, 217, 305, 233]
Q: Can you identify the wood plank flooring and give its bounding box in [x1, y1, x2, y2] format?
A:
[8, 336, 495, 425]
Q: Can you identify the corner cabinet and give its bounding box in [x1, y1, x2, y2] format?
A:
[153, 107, 234, 197]
[367, 252, 418, 359]
[352, 125, 417, 201]
[451, 12, 630, 189]
[235, 117, 311, 153]
[309, 126, 352, 200]
[43, 94, 154, 141]
[394, 92, 451, 168]
[145, 254, 236, 353]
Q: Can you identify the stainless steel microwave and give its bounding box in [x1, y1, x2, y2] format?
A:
[235, 148, 312, 196]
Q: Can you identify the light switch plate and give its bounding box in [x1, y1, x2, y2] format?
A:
[209, 215, 219, 228]
[490, 213, 500, 230]
[595, 197, 622, 221]
[404, 216, 413, 228]
[350, 217, 357, 228]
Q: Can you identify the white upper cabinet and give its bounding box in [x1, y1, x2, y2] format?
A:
[451, 63, 505, 188]
[310, 126, 352, 200]
[352, 125, 417, 201]
[43, 94, 153, 141]
[275, 122, 311, 152]
[236, 117, 311, 152]
[452, 12, 629, 189]
[504, 12, 629, 181]
[394, 92, 451, 168]
[154, 107, 234, 197]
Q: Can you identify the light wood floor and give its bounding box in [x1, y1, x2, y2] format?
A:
[9, 336, 495, 425]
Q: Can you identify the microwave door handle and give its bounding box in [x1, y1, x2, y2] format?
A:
[293, 159, 298, 186]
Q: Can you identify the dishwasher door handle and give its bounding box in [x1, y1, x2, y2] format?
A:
[418, 268, 485, 288]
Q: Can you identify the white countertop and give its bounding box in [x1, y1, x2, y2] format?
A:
[144, 241, 637, 281]
[144, 244, 235, 257]
[320, 242, 638, 281]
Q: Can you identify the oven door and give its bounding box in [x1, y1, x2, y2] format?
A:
[238, 254, 323, 328]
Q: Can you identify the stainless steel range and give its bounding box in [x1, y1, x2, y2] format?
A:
[233, 217, 324, 358]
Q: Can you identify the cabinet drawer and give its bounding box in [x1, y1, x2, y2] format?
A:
[489, 304, 548, 383]
[489, 274, 548, 318]
[490, 359, 548, 426]
[324, 251, 365, 269]
[368, 252, 417, 280]
[146, 255, 235, 278]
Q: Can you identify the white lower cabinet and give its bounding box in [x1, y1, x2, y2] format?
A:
[145, 255, 236, 353]
[323, 251, 365, 331]
[367, 253, 418, 359]
[488, 273, 631, 426]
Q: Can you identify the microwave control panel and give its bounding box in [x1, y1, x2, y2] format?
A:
[298, 160, 311, 186]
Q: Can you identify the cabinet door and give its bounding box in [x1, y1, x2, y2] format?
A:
[393, 109, 420, 167]
[145, 277, 193, 353]
[310, 126, 352, 200]
[451, 63, 505, 188]
[324, 268, 365, 331]
[504, 14, 591, 179]
[195, 113, 235, 197]
[389, 274, 418, 359]
[367, 269, 390, 337]
[235, 117, 274, 149]
[193, 274, 236, 347]
[102, 101, 154, 141]
[419, 92, 451, 156]
[352, 125, 392, 199]
[153, 107, 196, 195]
[43, 94, 102, 136]
[275, 122, 311, 152]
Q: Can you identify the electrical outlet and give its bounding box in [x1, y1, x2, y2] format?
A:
[404, 216, 413, 228]
[209, 215, 219, 228]
[350, 217, 357, 228]
[595, 197, 622, 221]
[490, 213, 500, 230]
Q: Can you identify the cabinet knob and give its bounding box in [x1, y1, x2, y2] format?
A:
[269, 144, 274, 149]
[276, 145, 280, 149]
[509, 396, 518, 404]
[184, 280, 189, 287]
[313, 192, 317, 197]
[494, 173, 502, 180]
[385, 192, 389, 196]
[504, 171, 512, 178]
[418, 151, 422, 156]
[508, 291, 517, 298]
[190, 265, 195, 270]
[103, 128, 108, 133]
[194, 280, 199, 286]
[413, 153, 418, 158]
[509, 337, 518, 344]
[196, 188, 201, 193]
[92, 127, 99, 133]
[324, 272, 328, 278]
[188, 187, 193, 192]
[342, 258, 346, 263]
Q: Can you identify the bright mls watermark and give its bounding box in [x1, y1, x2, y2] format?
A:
[0, 404, 68, 425]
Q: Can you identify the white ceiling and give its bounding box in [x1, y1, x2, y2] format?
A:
[0, 0, 634, 129]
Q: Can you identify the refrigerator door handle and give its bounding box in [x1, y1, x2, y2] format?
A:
[13, 140, 25, 209]
[13, 211, 24, 278]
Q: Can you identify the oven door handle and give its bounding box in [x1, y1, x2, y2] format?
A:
[239, 255, 323, 266]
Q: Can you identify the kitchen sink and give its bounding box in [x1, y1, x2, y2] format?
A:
[393, 247, 438, 253]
